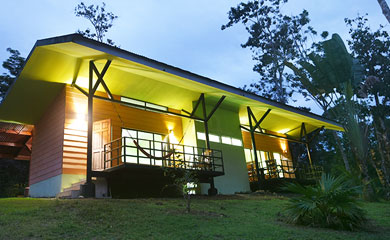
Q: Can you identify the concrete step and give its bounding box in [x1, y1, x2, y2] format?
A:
[57, 180, 85, 199]
[56, 178, 106, 199]
[71, 189, 81, 198]
[71, 180, 86, 188]
[63, 184, 82, 192]
[56, 189, 72, 199]
[57, 189, 81, 199]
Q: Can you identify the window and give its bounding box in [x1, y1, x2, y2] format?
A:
[121, 96, 168, 112]
[197, 132, 242, 146]
[121, 97, 144, 106]
[196, 132, 206, 140]
[244, 148, 295, 180]
[259, 151, 268, 172]
[197, 132, 220, 142]
[209, 134, 220, 143]
[272, 152, 284, 177]
[146, 102, 167, 111]
[221, 136, 232, 145]
[244, 149, 253, 163]
[122, 128, 165, 166]
[231, 138, 242, 146]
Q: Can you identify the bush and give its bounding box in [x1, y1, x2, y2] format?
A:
[282, 174, 368, 231]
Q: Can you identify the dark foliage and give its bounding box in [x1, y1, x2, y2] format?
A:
[0, 159, 29, 197]
[283, 174, 369, 230]
[0, 48, 25, 101]
[222, 0, 316, 103]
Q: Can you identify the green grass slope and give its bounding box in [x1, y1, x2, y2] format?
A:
[0, 196, 389, 239]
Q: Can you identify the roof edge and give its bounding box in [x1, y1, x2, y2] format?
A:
[30, 34, 343, 129]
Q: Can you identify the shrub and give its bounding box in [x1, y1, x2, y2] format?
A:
[283, 174, 368, 230]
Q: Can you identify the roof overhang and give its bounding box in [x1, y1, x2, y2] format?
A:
[0, 122, 32, 160]
[0, 34, 344, 138]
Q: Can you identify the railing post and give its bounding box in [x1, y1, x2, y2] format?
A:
[149, 140, 152, 166]
[137, 138, 139, 165]
[104, 144, 106, 170]
[193, 146, 196, 166]
[123, 137, 126, 164]
[183, 145, 186, 169]
[173, 146, 176, 168]
[162, 142, 165, 167]
[117, 139, 120, 166]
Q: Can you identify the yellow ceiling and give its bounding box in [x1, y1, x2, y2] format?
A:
[0, 36, 344, 138]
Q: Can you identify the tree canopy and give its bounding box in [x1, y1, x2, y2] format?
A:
[224, 1, 390, 199]
[222, 0, 316, 103]
[0, 48, 25, 102]
[75, 2, 118, 46]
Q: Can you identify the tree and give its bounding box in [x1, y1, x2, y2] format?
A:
[0, 48, 25, 102]
[284, 34, 364, 174]
[222, 0, 316, 103]
[377, 0, 390, 24]
[0, 159, 29, 197]
[346, 15, 390, 198]
[163, 167, 199, 213]
[285, 34, 379, 199]
[75, 2, 118, 46]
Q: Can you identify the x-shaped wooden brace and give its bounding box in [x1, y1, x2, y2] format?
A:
[90, 60, 113, 99]
[182, 93, 226, 122]
[247, 107, 271, 133]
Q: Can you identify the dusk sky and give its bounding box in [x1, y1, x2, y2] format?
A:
[0, 0, 387, 113]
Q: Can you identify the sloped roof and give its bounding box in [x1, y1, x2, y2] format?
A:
[0, 34, 343, 138]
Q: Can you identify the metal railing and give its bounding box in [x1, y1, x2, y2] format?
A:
[103, 137, 224, 174]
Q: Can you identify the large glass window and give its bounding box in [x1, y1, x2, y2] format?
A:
[122, 128, 165, 166]
[243, 149, 293, 180]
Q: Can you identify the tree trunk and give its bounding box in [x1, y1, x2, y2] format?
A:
[368, 149, 390, 199]
[332, 131, 351, 172]
[186, 193, 191, 213]
[377, 0, 390, 24]
[377, 117, 390, 168]
[373, 122, 390, 199]
[372, 96, 390, 198]
[356, 152, 376, 201]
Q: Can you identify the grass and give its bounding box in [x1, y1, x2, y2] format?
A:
[0, 195, 389, 239]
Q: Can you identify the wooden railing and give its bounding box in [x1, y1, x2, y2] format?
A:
[103, 137, 224, 174]
[247, 160, 323, 181]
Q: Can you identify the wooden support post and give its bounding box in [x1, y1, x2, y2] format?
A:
[81, 60, 96, 197]
[199, 94, 225, 196]
[201, 95, 215, 195]
[87, 61, 93, 183]
[300, 123, 314, 171]
[247, 107, 262, 189]
[201, 94, 211, 150]
[305, 143, 313, 168]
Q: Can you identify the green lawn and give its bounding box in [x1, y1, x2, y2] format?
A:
[0, 195, 389, 239]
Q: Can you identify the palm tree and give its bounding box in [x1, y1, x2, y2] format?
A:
[284, 174, 368, 230]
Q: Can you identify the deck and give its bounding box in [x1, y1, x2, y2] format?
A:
[93, 137, 224, 181]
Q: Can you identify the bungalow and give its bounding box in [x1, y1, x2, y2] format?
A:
[0, 34, 343, 198]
